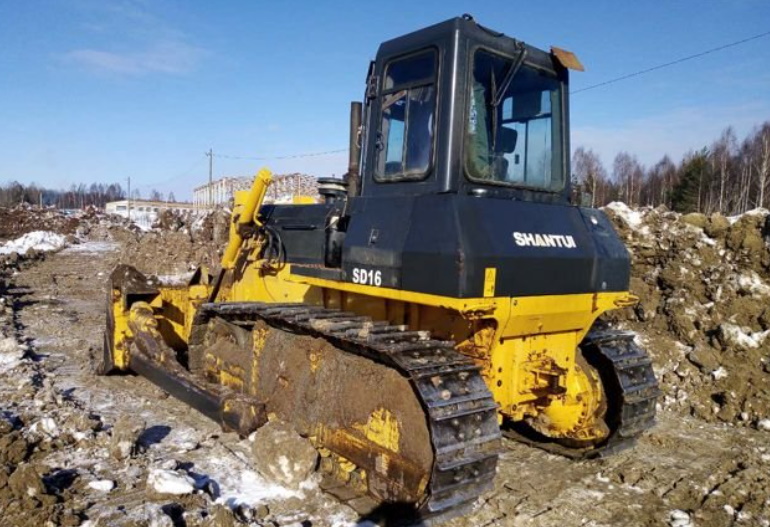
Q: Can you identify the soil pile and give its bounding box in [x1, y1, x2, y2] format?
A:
[0, 205, 97, 241]
[0, 205, 231, 277]
[604, 202, 770, 427]
[91, 208, 230, 276]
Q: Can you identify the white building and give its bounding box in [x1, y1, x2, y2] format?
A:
[193, 173, 319, 207]
[105, 200, 204, 228]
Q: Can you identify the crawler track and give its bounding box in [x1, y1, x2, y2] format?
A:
[189, 302, 502, 520]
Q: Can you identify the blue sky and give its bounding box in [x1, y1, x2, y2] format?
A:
[1, 0, 768, 200]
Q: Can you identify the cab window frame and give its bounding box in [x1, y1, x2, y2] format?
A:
[374, 47, 440, 183]
[463, 45, 567, 193]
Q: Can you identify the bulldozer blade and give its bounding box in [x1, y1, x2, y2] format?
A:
[102, 264, 161, 375]
[129, 326, 267, 436]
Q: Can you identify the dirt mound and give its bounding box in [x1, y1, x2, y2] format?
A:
[604, 202, 770, 427]
[91, 208, 229, 276]
[0, 205, 89, 241]
[0, 205, 231, 277]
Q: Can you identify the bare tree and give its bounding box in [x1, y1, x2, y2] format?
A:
[573, 147, 607, 207]
[612, 152, 644, 206]
[755, 124, 770, 209]
[711, 127, 736, 213]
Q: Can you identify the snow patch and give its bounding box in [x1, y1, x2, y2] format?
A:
[736, 271, 770, 297]
[700, 234, 717, 246]
[736, 511, 752, 522]
[720, 324, 770, 350]
[88, 479, 115, 492]
[668, 509, 693, 527]
[605, 202, 643, 229]
[30, 417, 60, 439]
[329, 512, 368, 527]
[62, 241, 118, 254]
[210, 463, 300, 507]
[0, 231, 67, 255]
[711, 367, 728, 381]
[155, 271, 195, 286]
[0, 336, 25, 373]
[727, 207, 769, 224]
[147, 468, 195, 495]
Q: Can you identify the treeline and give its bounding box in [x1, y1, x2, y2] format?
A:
[573, 121, 770, 214]
[0, 182, 176, 208]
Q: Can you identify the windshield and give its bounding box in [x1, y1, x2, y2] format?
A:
[465, 49, 565, 191]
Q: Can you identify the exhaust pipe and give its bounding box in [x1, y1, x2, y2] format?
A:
[345, 101, 362, 197]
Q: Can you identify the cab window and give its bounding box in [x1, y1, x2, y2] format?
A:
[466, 49, 565, 192]
[376, 49, 437, 181]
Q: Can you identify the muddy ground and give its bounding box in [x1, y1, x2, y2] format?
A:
[1, 208, 770, 526]
[0, 238, 353, 527]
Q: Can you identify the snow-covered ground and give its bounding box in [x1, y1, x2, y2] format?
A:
[61, 241, 119, 254]
[0, 231, 67, 255]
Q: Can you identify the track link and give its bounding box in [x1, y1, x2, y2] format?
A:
[503, 330, 660, 459]
[189, 302, 502, 519]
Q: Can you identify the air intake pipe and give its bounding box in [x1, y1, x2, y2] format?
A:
[344, 101, 362, 197]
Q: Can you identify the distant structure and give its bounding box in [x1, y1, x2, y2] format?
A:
[105, 199, 203, 228]
[266, 173, 320, 203]
[193, 173, 319, 207]
[192, 177, 251, 208]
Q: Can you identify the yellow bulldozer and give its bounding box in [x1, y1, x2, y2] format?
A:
[101, 15, 660, 522]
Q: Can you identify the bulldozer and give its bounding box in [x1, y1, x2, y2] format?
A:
[101, 15, 660, 522]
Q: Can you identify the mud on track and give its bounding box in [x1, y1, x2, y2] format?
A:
[2, 236, 770, 526]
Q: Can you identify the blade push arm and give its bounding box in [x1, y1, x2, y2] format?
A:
[221, 168, 273, 270]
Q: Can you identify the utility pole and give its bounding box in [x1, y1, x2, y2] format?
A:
[127, 176, 131, 221]
[206, 148, 213, 207]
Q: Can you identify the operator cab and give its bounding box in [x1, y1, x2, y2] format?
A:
[359, 15, 575, 203]
[272, 16, 627, 300]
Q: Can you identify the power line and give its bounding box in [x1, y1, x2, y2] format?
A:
[129, 148, 345, 194]
[213, 148, 347, 161]
[572, 29, 770, 95]
[133, 154, 207, 190]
